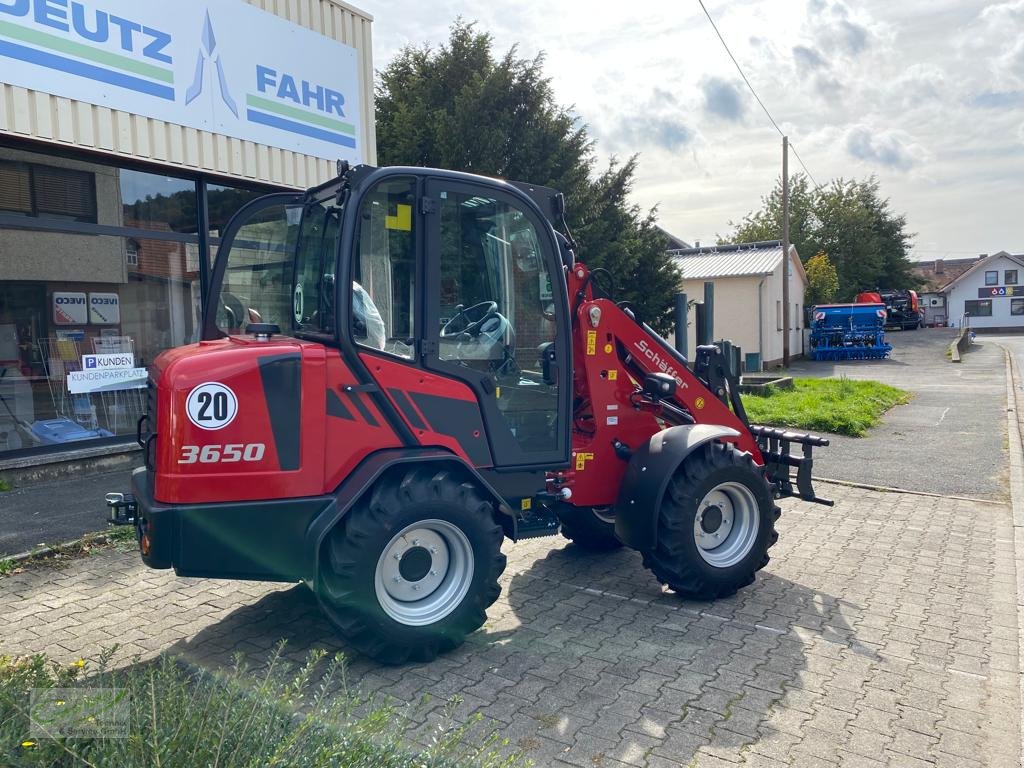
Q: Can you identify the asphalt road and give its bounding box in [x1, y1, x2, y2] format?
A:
[0, 468, 134, 557]
[787, 327, 1010, 500]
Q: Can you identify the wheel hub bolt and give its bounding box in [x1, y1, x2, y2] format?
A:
[430, 569, 437, 576]
[393, 552, 401, 559]
[412, 584, 420, 591]
[412, 539, 421, 546]
[392, 575, 401, 582]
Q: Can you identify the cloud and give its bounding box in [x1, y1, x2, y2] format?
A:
[971, 90, 1024, 109]
[805, 0, 874, 56]
[793, 45, 827, 71]
[844, 125, 926, 170]
[701, 77, 746, 122]
[601, 88, 695, 153]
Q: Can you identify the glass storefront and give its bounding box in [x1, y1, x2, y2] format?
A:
[0, 145, 269, 455]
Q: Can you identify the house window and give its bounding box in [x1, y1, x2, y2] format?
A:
[1006, 270, 1018, 285]
[0, 160, 97, 223]
[985, 270, 999, 286]
[1012, 299, 1024, 316]
[776, 300, 782, 331]
[965, 299, 993, 317]
[125, 239, 139, 267]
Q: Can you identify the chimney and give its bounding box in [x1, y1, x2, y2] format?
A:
[934, 259, 944, 274]
[694, 240, 701, 248]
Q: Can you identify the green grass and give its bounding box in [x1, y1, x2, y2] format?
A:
[741, 376, 910, 437]
[0, 479, 10, 492]
[1, 645, 529, 768]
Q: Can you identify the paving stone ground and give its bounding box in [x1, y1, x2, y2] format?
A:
[1, 482, 1020, 767]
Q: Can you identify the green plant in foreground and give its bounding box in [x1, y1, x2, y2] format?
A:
[1, 644, 529, 768]
[0, 479, 11, 492]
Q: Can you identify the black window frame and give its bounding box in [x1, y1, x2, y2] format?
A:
[1011, 298, 1024, 316]
[1006, 270, 1018, 286]
[985, 270, 999, 286]
[965, 299, 993, 317]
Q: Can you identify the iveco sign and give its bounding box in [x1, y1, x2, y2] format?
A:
[0, 0, 363, 162]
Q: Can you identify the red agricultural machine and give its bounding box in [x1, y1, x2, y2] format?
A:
[107, 164, 830, 663]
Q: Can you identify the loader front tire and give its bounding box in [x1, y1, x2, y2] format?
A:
[642, 441, 779, 600]
[317, 467, 506, 665]
[557, 504, 622, 551]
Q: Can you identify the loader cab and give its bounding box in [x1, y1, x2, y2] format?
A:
[204, 165, 572, 470]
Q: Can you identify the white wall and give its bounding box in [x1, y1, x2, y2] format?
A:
[946, 255, 1024, 329]
[676, 252, 807, 369]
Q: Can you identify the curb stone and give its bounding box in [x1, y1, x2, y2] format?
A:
[999, 346, 1024, 768]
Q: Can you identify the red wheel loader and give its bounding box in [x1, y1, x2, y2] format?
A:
[106, 164, 831, 664]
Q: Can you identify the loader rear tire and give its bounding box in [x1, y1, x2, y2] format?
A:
[557, 504, 622, 551]
[642, 441, 779, 600]
[317, 467, 506, 665]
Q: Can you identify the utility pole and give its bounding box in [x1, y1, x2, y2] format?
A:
[782, 136, 790, 368]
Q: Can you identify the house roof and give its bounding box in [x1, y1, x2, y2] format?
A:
[656, 225, 691, 251]
[910, 256, 983, 292]
[669, 240, 806, 283]
[941, 251, 1024, 292]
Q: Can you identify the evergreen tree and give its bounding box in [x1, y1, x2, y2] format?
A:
[376, 21, 681, 331]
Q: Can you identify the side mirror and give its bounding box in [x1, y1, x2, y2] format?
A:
[642, 372, 677, 400]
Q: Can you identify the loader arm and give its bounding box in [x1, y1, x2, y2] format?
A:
[551, 263, 829, 510]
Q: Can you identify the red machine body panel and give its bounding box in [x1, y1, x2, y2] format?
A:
[361, 353, 493, 468]
[153, 337, 406, 504]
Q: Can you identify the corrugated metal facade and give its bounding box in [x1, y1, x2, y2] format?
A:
[0, 0, 375, 190]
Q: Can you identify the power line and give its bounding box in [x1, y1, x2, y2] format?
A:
[696, 0, 821, 189]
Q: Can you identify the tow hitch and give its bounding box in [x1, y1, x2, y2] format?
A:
[105, 492, 138, 526]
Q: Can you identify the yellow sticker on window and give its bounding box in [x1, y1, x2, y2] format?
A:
[574, 451, 595, 471]
[385, 204, 412, 231]
[586, 330, 597, 355]
[520, 498, 532, 511]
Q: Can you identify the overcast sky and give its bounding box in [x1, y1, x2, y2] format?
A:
[357, 0, 1023, 261]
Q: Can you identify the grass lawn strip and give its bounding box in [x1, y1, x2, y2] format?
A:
[740, 377, 910, 437]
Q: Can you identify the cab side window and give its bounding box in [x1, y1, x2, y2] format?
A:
[352, 178, 417, 358]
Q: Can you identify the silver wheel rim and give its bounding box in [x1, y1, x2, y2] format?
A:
[374, 519, 474, 626]
[693, 482, 760, 568]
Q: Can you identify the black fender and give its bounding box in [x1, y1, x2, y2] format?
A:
[614, 424, 741, 551]
[305, 448, 516, 585]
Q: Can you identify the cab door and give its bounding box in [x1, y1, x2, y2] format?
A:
[203, 193, 306, 339]
[422, 179, 570, 469]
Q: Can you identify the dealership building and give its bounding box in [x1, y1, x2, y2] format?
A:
[0, 0, 374, 462]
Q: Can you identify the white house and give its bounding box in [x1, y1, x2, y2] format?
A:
[942, 251, 1024, 330]
[669, 241, 807, 369]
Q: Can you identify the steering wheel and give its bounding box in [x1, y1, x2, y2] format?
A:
[441, 301, 499, 339]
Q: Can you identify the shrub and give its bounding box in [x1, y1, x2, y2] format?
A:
[1, 645, 528, 768]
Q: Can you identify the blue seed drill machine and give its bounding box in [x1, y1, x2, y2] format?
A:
[808, 303, 892, 361]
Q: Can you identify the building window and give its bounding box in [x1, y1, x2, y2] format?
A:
[965, 299, 993, 317]
[985, 270, 998, 286]
[0, 160, 97, 223]
[776, 300, 782, 331]
[1006, 270, 1018, 285]
[1012, 299, 1024, 316]
[125, 240, 139, 267]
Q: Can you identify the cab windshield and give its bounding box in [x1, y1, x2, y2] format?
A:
[213, 191, 342, 337]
